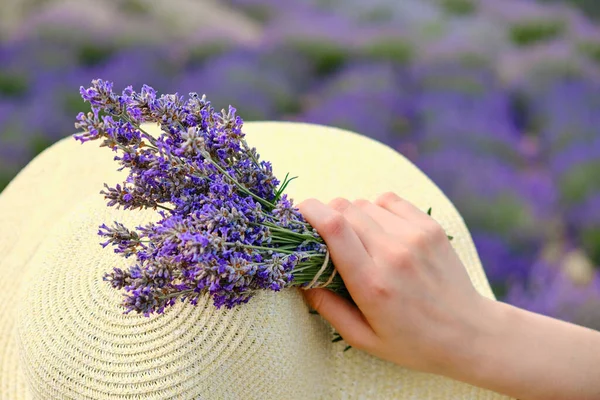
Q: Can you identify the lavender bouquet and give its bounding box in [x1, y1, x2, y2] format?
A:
[74, 79, 347, 318]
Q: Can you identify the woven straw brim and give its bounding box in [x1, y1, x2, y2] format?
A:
[0, 121, 513, 399]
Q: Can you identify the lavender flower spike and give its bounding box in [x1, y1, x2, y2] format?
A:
[74, 79, 348, 315]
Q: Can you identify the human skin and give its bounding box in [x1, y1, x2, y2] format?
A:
[297, 193, 600, 400]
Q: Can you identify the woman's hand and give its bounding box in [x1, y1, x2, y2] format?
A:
[297, 192, 489, 375]
[298, 193, 600, 400]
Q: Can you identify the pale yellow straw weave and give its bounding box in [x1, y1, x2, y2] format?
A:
[0, 122, 514, 399]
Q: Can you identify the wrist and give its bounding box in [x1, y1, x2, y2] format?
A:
[431, 295, 510, 384]
[431, 295, 600, 400]
[463, 297, 513, 384]
[442, 296, 533, 397]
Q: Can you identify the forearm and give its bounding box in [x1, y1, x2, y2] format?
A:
[447, 298, 600, 400]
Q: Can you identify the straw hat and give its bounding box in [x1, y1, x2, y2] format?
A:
[0, 121, 513, 399]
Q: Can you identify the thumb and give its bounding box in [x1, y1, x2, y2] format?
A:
[301, 288, 377, 350]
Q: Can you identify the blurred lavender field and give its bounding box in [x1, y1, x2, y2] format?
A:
[1, 0, 600, 327]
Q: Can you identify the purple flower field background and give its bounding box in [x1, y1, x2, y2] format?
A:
[1, 0, 600, 328]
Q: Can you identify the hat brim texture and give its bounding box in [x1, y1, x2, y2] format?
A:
[0, 121, 511, 399]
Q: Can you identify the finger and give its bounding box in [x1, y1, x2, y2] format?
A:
[352, 199, 410, 236]
[301, 288, 377, 351]
[297, 198, 373, 297]
[328, 197, 383, 254]
[375, 192, 431, 223]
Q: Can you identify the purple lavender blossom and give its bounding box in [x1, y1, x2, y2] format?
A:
[472, 231, 539, 286]
[498, 39, 600, 87]
[518, 170, 559, 221]
[567, 192, 600, 230]
[300, 62, 416, 148]
[412, 80, 522, 161]
[417, 148, 520, 202]
[526, 77, 600, 152]
[75, 80, 343, 315]
[573, 193, 600, 268]
[14, 1, 161, 48]
[99, 221, 141, 257]
[85, 48, 174, 94]
[416, 147, 548, 251]
[174, 50, 298, 120]
[506, 259, 600, 328]
[550, 137, 600, 178]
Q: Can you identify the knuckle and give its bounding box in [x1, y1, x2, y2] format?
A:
[383, 245, 412, 266]
[321, 212, 347, 237]
[353, 198, 370, 209]
[297, 197, 317, 211]
[376, 191, 399, 206]
[367, 277, 392, 300]
[329, 197, 351, 213]
[424, 220, 447, 243]
[407, 229, 429, 249]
